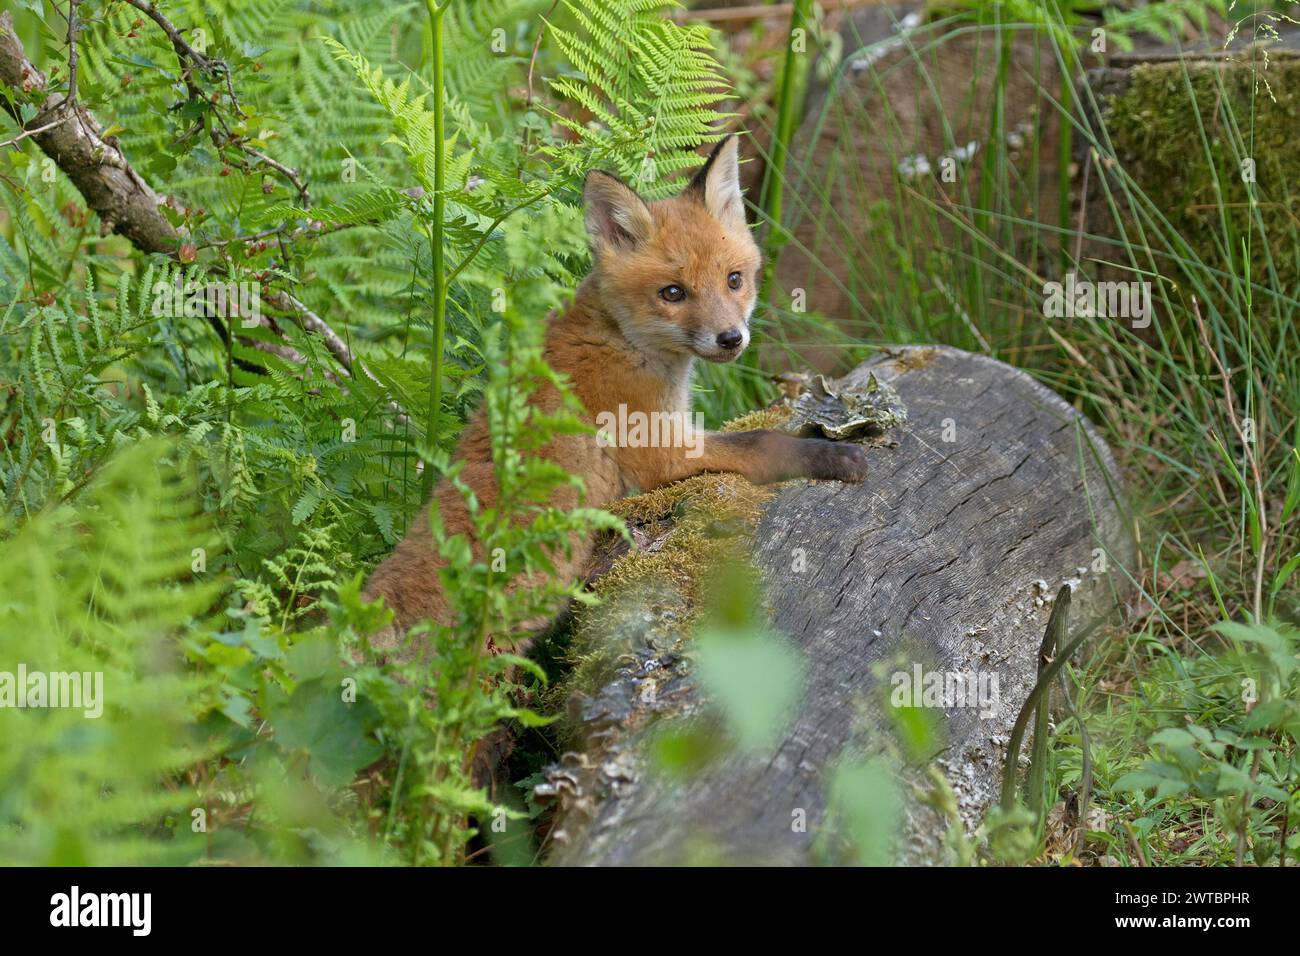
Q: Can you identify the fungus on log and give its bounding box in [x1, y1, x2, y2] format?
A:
[540, 345, 1134, 865]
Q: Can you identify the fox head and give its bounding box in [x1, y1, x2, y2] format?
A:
[583, 135, 761, 364]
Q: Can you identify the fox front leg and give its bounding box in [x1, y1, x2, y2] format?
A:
[622, 429, 869, 488]
[702, 429, 869, 484]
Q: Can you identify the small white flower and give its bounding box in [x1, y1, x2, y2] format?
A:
[950, 140, 978, 163]
[897, 154, 931, 179]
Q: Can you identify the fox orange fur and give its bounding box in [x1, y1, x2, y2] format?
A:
[363, 136, 867, 649]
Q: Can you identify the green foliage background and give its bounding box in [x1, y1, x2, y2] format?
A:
[1, 0, 1298, 867]
[0, 0, 722, 866]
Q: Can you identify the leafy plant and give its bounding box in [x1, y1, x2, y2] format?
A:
[0, 443, 220, 864]
[546, 0, 729, 195]
[0, 0, 725, 867]
[1113, 620, 1299, 864]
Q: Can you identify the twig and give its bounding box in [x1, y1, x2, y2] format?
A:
[242, 331, 317, 370]
[1123, 821, 1148, 867]
[264, 290, 359, 374]
[519, 0, 560, 167]
[1237, 750, 1262, 866]
[1280, 803, 1290, 867]
[1071, 147, 1092, 269]
[196, 219, 363, 250]
[65, 0, 79, 104]
[119, 0, 215, 74]
[526, 0, 560, 110]
[244, 146, 310, 209]
[0, 114, 72, 149]
[264, 290, 407, 422]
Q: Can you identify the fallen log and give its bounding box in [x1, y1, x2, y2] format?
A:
[540, 345, 1134, 865]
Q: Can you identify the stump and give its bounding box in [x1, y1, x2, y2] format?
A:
[541, 346, 1133, 865]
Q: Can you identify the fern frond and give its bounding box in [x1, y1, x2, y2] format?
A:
[0, 442, 223, 865]
[544, 0, 730, 195]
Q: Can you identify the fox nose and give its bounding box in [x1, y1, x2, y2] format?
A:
[716, 328, 744, 350]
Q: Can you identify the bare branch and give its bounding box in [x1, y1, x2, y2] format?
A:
[0, 114, 72, 149]
[265, 290, 408, 422]
[118, 0, 215, 75]
[196, 220, 363, 251]
[244, 146, 310, 209]
[244, 331, 322, 372]
[264, 290, 358, 373]
[65, 0, 79, 104]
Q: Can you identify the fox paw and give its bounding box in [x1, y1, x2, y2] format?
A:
[802, 439, 869, 482]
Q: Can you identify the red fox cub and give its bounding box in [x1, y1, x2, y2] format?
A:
[363, 135, 867, 643]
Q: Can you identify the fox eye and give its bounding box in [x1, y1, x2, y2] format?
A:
[659, 284, 686, 303]
[727, 271, 743, 291]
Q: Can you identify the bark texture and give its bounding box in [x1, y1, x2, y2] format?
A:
[0, 11, 178, 255]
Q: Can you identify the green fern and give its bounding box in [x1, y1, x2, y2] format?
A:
[0, 0, 733, 868]
[545, 0, 730, 195]
[0, 443, 222, 865]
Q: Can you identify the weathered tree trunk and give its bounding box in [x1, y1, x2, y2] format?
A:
[543, 346, 1133, 865]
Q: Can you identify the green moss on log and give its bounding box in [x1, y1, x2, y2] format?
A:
[554, 473, 774, 711]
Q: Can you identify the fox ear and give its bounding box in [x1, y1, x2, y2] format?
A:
[584, 171, 653, 252]
[688, 135, 746, 230]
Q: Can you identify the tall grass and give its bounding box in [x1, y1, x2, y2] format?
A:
[737, 1, 1299, 864]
